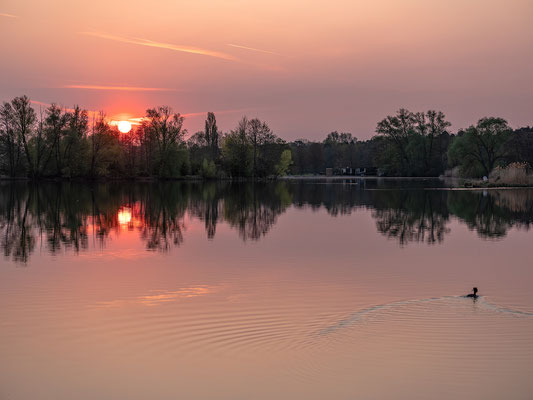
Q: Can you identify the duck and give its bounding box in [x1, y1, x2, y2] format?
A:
[466, 287, 478, 298]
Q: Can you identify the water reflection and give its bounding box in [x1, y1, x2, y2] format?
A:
[1, 181, 533, 262]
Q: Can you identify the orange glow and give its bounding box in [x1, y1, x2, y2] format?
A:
[117, 207, 132, 225]
[117, 121, 132, 133]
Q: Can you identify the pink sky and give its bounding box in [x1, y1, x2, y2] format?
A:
[0, 0, 531, 140]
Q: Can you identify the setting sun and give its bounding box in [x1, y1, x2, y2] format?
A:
[118, 120, 132, 133]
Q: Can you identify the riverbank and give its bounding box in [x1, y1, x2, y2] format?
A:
[2, 174, 533, 189]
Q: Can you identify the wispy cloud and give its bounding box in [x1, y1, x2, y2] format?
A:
[226, 43, 281, 56]
[80, 31, 239, 62]
[62, 84, 177, 92]
[0, 13, 18, 18]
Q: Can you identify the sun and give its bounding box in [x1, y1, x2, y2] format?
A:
[118, 120, 132, 133]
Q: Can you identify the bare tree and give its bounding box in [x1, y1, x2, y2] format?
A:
[0, 102, 21, 176]
[10, 96, 37, 178]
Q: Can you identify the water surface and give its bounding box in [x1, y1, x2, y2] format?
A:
[1, 180, 533, 399]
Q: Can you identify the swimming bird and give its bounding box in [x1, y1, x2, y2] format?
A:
[466, 287, 478, 298]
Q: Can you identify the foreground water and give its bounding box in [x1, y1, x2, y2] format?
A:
[1, 180, 533, 400]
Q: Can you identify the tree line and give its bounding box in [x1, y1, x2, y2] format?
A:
[1, 95, 532, 179]
[290, 109, 533, 178]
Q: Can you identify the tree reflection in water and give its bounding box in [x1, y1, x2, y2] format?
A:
[1, 180, 532, 263]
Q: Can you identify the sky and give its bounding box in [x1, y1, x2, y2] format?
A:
[0, 0, 532, 140]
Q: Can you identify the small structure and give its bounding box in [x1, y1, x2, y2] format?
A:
[341, 167, 354, 175]
[325, 168, 333, 177]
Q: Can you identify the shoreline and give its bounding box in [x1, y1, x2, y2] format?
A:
[1, 175, 533, 189]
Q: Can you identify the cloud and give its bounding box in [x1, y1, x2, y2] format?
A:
[62, 84, 177, 92]
[0, 13, 18, 18]
[226, 43, 281, 56]
[80, 31, 239, 62]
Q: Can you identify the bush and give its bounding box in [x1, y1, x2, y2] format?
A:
[489, 162, 533, 185]
[201, 158, 217, 179]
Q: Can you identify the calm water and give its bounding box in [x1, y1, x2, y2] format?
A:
[1, 180, 533, 400]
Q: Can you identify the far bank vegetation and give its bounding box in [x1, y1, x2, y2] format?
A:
[1, 96, 532, 184]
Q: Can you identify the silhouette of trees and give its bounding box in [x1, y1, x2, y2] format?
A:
[1, 95, 533, 180]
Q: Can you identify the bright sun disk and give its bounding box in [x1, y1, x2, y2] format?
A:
[118, 120, 132, 133]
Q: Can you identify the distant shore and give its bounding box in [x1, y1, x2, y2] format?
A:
[2, 174, 533, 189]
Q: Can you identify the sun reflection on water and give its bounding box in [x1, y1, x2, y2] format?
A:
[117, 207, 132, 225]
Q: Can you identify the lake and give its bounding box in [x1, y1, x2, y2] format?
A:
[1, 179, 533, 400]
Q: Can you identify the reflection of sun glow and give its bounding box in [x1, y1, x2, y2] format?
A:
[117, 208, 132, 225]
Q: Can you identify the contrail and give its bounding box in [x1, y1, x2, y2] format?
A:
[226, 43, 280, 55]
[0, 13, 18, 18]
[80, 31, 239, 62]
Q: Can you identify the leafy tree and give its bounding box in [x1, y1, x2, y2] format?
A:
[376, 108, 415, 174]
[448, 117, 511, 177]
[505, 127, 533, 167]
[222, 117, 253, 177]
[144, 106, 187, 178]
[275, 149, 292, 176]
[323, 131, 357, 169]
[204, 112, 220, 161]
[376, 109, 451, 176]
[201, 158, 217, 178]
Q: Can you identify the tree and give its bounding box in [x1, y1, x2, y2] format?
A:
[88, 112, 125, 177]
[448, 117, 511, 177]
[376, 108, 415, 174]
[63, 106, 89, 176]
[247, 118, 275, 177]
[204, 112, 219, 161]
[413, 110, 451, 174]
[222, 117, 253, 177]
[43, 104, 68, 176]
[10, 96, 37, 178]
[201, 158, 217, 178]
[144, 106, 187, 177]
[275, 149, 292, 176]
[0, 101, 21, 176]
[504, 127, 533, 167]
[376, 109, 451, 176]
[323, 131, 357, 169]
